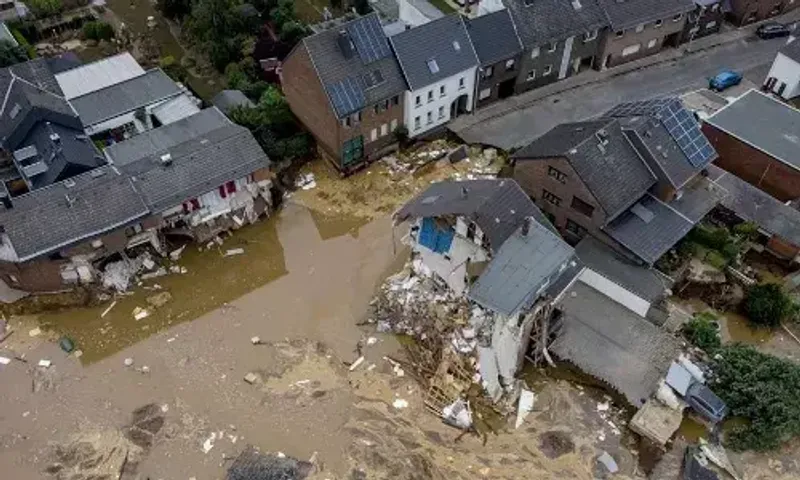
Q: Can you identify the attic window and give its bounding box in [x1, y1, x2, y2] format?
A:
[595, 129, 610, 145]
[571, 0, 582, 9]
[363, 69, 385, 88]
[453, 40, 461, 51]
[9, 104, 21, 119]
[631, 203, 655, 223]
[427, 59, 440, 74]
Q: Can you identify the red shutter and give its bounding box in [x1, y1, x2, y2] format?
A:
[219, 185, 227, 198]
[226, 181, 236, 194]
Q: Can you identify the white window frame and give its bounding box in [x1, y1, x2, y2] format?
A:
[426, 111, 433, 124]
[380, 124, 388, 136]
[635, 23, 645, 32]
[427, 90, 434, 103]
[479, 88, 491, 100]
[505, 58, 515, 70]
[547, 42, 557, 52]
[415, 95, 421, 107]
[439, 85, 446, 97]
[390, 119, 398, 131]
[655, 19, 663, 27]
[543, 65, 553, 76]
[530, 46, 540, 58]
[622, 43, 641, 57]
[484, 65, 494, 78]
[438, 106, 445, 119]
[526, 69, 536, 81]
[414, 116, 421, 129]
[370, 128, 378, 141]
[459, 77, 465, 90]
[583, 29, 597, 42]
[673, 13, 682, 21]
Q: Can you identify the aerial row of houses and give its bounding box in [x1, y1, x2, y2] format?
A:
[394, 88, 800, 411]
[282, 0, 798, 172]
[0, 54, 273, 291]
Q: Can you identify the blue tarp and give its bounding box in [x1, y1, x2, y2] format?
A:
[419, 217, 454, 254]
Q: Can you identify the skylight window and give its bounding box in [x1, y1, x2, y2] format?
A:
[427, 59, 439, 74]
[453, 40, 461, 51]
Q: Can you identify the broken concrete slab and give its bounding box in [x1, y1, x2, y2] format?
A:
[630, 398, 684, 446]
[597, 451, 619, 474]
[132, 307, 150, 321]
[244, 372, 259, 384]
[224, 248, 245, 257]
[515, 389, 535, 429]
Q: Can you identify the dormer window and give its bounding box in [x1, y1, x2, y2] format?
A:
[595, 129, 610, 145]
[453, 40, 461, 51]
[548, 42, 557, 52]
[673, 13, 683, 21]
[427, 59, 439, 74]
[583, 29, 598, 41]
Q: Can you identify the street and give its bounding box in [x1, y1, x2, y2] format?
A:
[451, 35, 788, 150]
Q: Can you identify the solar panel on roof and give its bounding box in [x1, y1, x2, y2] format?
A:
[657, 101, 716, 168]
[326, 76, 366, 118]
[346, 15, 391, 65]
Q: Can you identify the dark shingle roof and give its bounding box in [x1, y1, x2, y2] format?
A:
[106, 110, 271, 212]
[468, 219, 574, 315]
[4, 58, 63, 95]
[552, 281, 681, 407]
[0, 166, 148, 261]
[304, 12, 407, 118]
[575, 236, 672, 303]
[514, 119, 656, 221]
[394, 178, 556, 249]
[503, 0, 609, 47]
[620, 117, 699, 189]
[389, 14, 479, 91]
[708, 165, 800, 248]
[0, 75, 79, 149]
[465, 9, 524, 66]
[704, 89, 800, 171]
[605, 193, 693, 264]
[20, 121, 105, 189]
[69, 68, 183, 127]
[211, 90, 255, 114]
[781, 38, 800, 63]
[597, 0, 695, 31]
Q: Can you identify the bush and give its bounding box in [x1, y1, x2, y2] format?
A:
[711, 344, 800, 451]
[733, 221, 759, 240]
[0, 40, 29, 68]
[28, 0, 63, 17]
[82, 21, 114, 41]
[744, 283, 794, 327]
[11, 29, 36, 60]
[704, 250, 728, 270]
[683, 312, 721, 352]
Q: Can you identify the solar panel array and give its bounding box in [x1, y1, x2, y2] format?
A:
[346, 15, 392, 65]
[326, 76, 366, 118]
[606, 98, 717, 169]
[657, 99, 716, 168]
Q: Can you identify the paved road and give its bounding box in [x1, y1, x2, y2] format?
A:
[453, 35, 789, 150]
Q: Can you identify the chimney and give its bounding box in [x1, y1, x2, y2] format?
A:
[521, 216, 532, 236]
[160, 153, 173, 166]
[337, 30, 355, 59]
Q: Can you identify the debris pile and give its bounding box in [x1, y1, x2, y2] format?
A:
[226, 446, 315, 480]
[101, 251, 189, 293]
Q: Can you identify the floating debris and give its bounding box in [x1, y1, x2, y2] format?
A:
[132, 307, 150, 321]
[244, 372, 259, 384]
[295, 173, 317, 191]
[100, 301, 117, 318]
[515, 389, 536, 429]
[392, 398, 409, 409]
[38, 359, 51, 368]
[224, 248, 245, 257]
[28, 327, 41, 337]
[124, 358, 134, 367]
[250, 336, 262, 345]
[349, 356, 365, 371]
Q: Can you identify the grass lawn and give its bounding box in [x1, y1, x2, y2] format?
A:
[428, 0, 458, 13]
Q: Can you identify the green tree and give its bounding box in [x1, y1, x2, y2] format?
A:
[744, 283, 794, 327]
[158, 0, 193, 19]
[683, 312, 721, 352]
[0, 40, 28, 68]
[82, 21, 115, 41]
[279, 20, 308, 45]
[27, 0, 62, 17]
[711, 344, 800, 451]
[186, 0, 253, 70]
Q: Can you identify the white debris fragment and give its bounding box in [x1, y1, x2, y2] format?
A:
[140, 267, 168, 280]
[202, 432, 217, 454]
[224, 248, 245, 257]
[169, 245, 186, 261]
[597, 451, 619, 473]
[349, 356, 365, 371]
[366, 336, 378, 346]
[100, 301, 117, 318]
[0, 356, 11, 365]
[295, 173, 316, 190]
[139, 365, 150, 374]
[597, 401, 610, 412]
[515, 389, 536, 429]
[161, 404, 169, 413]
[167, 337, 176, 343]
[244, 372, 259, 384]
[142, 257, 156, 270]
[28, 327, 41, 337]
[124, 358, 134, 367]
[132, 307, 150, 321]
[442, 398, 472, 429]
[250, 336, 262, 345]
[392, 398, 409, 409]
[38, 359, 51, 368]
[22, 411, 29, 417]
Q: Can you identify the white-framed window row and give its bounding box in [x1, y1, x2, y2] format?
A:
[380, 123, 389, 136]
[583, 29, 598, 42]
[370, 128, 378, 142]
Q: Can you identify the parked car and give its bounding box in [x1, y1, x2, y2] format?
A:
[686, 382, 728, 423]
[709, 70, 742, 91]
[756, 22, 791, 39]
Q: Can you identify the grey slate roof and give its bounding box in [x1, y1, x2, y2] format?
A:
[551, 281, 681, 407]
[704, 89, 800, 172]
[211, 89, 255, 114]
[303, 12, 407, 118]
[69, 68, 183, 127]
[503, 0, 609, 47]
[3, 57, 63, 95]
[395, 178, 556, 249]
[708, 165, 800, 248]
[0, 166, 148, 261]
[465, 9, 523, 66]
[597, 0, 694, 31]
[514, 119, 656, 221]
[20, 121, 105, 189]
[605, 193, 694, 264]
[106, 109, 271, 212]
[389, 14, 479, 91]
[620, 116, 700, 189]
[468, 219, 574, 315]
[781, 38, 800, 63]
[575, 236, 672, 303]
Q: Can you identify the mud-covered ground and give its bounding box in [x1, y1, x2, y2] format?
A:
[0, 157, 797, 479]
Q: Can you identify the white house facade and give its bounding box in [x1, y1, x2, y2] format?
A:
[764, 38, 800, 100]
[403, 68, 478, 137]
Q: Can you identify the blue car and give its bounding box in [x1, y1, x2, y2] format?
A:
[709, 70, 743, 91]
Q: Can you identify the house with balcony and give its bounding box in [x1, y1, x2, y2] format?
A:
[282, 12, 407, 173]
[512, 97, 721, 265]
[503, 0, 608, 93]
[389, 14, 479, 138]
[596, 0, 694, 69]
[465, 9, 525, 108]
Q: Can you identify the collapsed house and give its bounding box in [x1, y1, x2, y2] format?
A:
[0, 108, 273, 292]
[392, 178, 577, 400]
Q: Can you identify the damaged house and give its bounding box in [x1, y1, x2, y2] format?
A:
[394, 178, 577, 399]
[0, 108, 273, 292]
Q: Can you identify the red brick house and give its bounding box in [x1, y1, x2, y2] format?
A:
[282, 13, 407, 174]
[703, 89, 800, 202]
